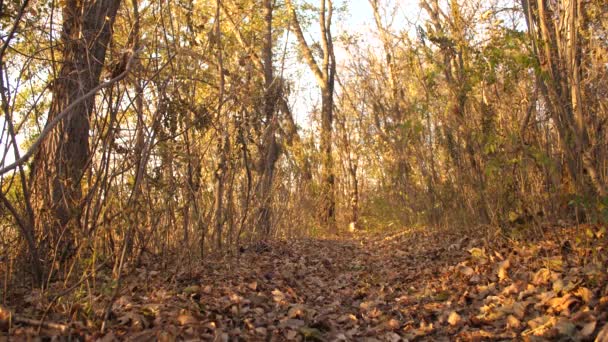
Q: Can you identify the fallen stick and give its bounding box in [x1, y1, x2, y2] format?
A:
[0, 306, 68, 333]
[13, 316, 69, 333]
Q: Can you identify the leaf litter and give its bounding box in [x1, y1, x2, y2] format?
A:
[1, 225, 607, 341]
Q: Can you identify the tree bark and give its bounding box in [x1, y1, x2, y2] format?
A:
[257, 0, 280, 237]
[31, 0, 121, 261]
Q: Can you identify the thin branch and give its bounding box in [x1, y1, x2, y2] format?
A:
[0, 53, 137, 176]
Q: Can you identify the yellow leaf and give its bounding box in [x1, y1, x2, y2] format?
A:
[532, 268, 553, 285]
[506, 315, 521, 330]
[497, 259, 510, 281]
[575, 287, 593, 303]
[448, 311, 462, 326]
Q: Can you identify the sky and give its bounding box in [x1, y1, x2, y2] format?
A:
[0, 0, 420, 168]
[286, 0, 421, 128]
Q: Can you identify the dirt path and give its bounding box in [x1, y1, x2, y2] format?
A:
[4, 227, 608, 341]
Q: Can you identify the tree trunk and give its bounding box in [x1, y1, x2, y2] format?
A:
[257, 0, 279, 237]
[212, 0, 227, 250]
[285, 0, 336, 232]
[522, 0, 606, 197]
[32, 0, 121, 261]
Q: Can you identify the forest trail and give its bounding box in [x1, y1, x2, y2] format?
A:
[4, 225, 607, 341]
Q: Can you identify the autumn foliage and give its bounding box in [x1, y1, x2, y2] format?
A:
[1, 0, 607, 339]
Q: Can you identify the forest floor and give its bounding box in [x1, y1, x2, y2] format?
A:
[2, 224, 608, 341]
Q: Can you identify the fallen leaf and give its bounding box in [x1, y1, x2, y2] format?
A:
[533, 268, 553, 285]
[299, 327, 323, 341]
[595, 323, 608, 342]
[288, 305, 305, 319]
[176, 312, 198, 326]
[285, 329, 298, 340]
[552, 279, 565, 293]
[497, 259, 510, 281]
[117, 312, 148, 330]
[447, 311, 462, 326]
[281, 319, 305, 329]
[385, 332, 401, 342]
[506, 315, 521, 330]
[0, 305, 11, 332]
[581, 320, 597, 338]
[512, 301, 528, 319]
[157, 331, 174, 342]
[255, 327, 267, 336]
[337, 314, 357, 323]
[384, 318, 400, 330]
[183, 285, 201, 295]
[272, 289, 286, 303]
[575, 287, 593, 303]
[459, 266, 475, 277]
[469, 248, 487, 259]
[553, 318, 576, 337]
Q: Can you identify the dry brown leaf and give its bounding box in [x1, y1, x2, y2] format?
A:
[337, 314, 357, 323]
[547, 294, 578, 315]
[288, 305, 305, 319]
[384, 332, 401, 342]
[359, 300, 376, 311]
[469, 274, 482, 285]
[459, 266, 475, 277]
[552, 279, 565, 293]
[502, 281, 524, 296]
[285, 329, 298, 340]
[580, 320, 597, 338]
[272, 289, 286, 303]
[281, 319, 305, 329]
[447, 311, 462, 326]
[512, 301, 528, 319]
[97, 332, 117, 342]
[506, 315, 521, 330]
[176, 313, 198, 326]
[384, 318, 400, 330]
[595, 323, 608, 342]
[117, 312, 148, 330]
[255, 327, 268, 336]
[497, 259, 511, 281]
[524, 315, 554, 337]
[0, 305, 11, 332]
[553, 318, 576, 337]
[157, 331, 174, 342]
[575, 287, 593, 303]
[532, 268, 552, 285]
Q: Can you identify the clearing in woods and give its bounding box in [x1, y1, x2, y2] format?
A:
[2, 225, 608, 341]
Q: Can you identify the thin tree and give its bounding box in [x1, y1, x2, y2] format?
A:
[285, 0, 337, 232]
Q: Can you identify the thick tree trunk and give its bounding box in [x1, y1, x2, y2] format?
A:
[32, 0, 121, 261]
